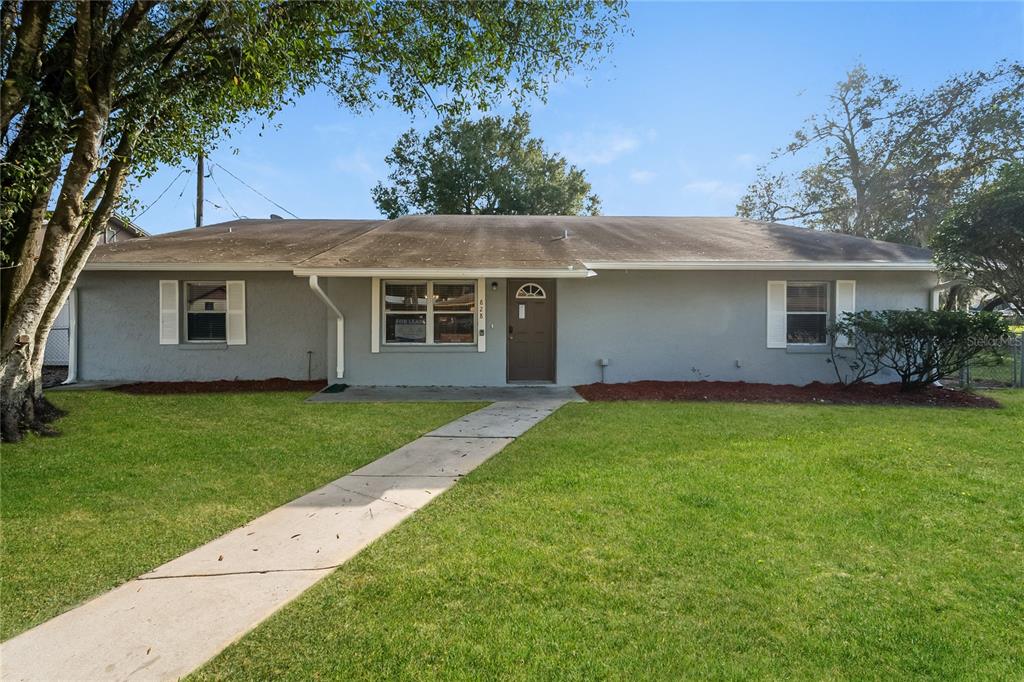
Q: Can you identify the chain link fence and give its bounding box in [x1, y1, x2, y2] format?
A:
[44, 323, 71, 366]
[958, 330, 1024, 388]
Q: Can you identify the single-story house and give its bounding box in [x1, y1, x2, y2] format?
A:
[69, 215, 939, 387]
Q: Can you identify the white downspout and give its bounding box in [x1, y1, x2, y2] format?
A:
[308, 275, 344, 380]
[62, 288, 78, 384]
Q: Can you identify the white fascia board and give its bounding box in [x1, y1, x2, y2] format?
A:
[583, 260, 937, 272]
[292, 267, 597, 278]
[85, 262, 295, 271]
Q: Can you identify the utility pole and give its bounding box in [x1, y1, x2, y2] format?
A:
[195, 150, 204, 228]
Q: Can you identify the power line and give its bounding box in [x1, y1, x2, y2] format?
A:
[131, 168, 189, 222]
[207, 165, 244, 220]
[212, 162, 299, 219]
[174, 173, 193, 226]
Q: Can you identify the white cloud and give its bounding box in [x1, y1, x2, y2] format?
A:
[629, 169, 657, 184]
[733, 153, 758, 170]
[559, 126, 653, 165]
[332, 151, 375, 178]
[681, 180, 743, 202]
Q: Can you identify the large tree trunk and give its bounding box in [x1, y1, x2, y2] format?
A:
[1, 246, 71, 440]
[1, 345, 42, 441]
[1, 115, 134, 442]
[0, 345, 66, 442]
[1, 100, 108, 443]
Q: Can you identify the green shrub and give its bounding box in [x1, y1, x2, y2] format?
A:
[828, 310, 1009, 390]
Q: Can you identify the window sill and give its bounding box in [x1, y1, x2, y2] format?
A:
[381, 344, 480, 353]
[176, 343, 228, 350]
[786, 344, 829, 354]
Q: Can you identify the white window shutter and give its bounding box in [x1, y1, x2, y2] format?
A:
[835, 280, 856, 347]
[159, 280, 178, 345]
[226, 280, 246, 345]
[370, 277, 380, 353]
[766, 280, 787, 348]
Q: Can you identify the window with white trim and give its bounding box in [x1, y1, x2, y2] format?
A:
[786, 282, 829, 344]
[383, 280, 476, 345]
[185, 281, 227, 342]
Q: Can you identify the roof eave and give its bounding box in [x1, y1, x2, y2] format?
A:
[85, 262, 296, 271]
[84, 260, 936, 274]
[292, 266, 597, 278]
[83, 262, 599, 277]
[583, 260, 937, 272]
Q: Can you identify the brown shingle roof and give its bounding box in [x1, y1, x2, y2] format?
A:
[88, 215, 934, 271]
[90, 219, 381, 268]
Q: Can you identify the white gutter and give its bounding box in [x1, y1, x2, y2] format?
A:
[307, 275, 345, 380]
[86, 262, 599, 278]
[583, 260, 937, 271]
[88, 261, 937, 275]
[85, 262, 294, 271]
[62, 288, 78, 384]
[293, 267, 596, 278]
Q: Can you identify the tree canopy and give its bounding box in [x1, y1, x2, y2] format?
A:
[737, 62, 1024, 246]
[0, 0, 627, 440]
[372, 113, 600, 218]
[932, 162, 1024, 316]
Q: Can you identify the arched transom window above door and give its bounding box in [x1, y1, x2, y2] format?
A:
[515, 283, 547, 300]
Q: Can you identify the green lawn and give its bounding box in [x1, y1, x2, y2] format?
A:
[195, 393, 1024, 680]
[0, 391, 481, 641]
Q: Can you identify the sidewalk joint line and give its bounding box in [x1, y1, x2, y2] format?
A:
[346, 473, 463, 478]
[137, 565, 340, 581]
[423, 434, 519, 439]
[330, 484, 419, 511]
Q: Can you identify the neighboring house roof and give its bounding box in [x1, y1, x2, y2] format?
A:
[87, 215, 935, 274]
[108, 214, 149, 238]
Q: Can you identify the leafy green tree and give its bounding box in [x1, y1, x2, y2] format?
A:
[372, 113, 600, 218]
[932, 162, 1024, 316]
[0, 0, 626, 441]
[737, 62, 1024, 246]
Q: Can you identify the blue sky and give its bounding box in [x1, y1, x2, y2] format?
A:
[129, 1, 1024, 235]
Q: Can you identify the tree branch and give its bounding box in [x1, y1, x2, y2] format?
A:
[1, 0, 53, 131]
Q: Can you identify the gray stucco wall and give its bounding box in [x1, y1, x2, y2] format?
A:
[76, 269, 935, 386]
[556, 269, 936, 386]
[77, 271, 327, 381]
[322, 269, 934, 387]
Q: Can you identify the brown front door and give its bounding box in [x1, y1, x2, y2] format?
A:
[507, 280, 555, 382]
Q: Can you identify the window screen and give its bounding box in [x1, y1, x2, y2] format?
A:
[786, 282, 828, 344]
[432, 283, 475, 343]
[384, 282, 427, 343]
[186, 282, 227, 342]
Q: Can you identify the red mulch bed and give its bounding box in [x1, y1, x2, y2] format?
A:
[113, 378, 326, 395]
[575, 380, 999, 408]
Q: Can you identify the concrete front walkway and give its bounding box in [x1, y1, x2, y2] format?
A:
[0, 396, 570, 681]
